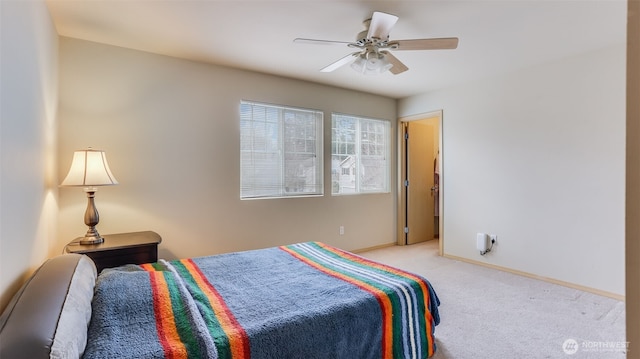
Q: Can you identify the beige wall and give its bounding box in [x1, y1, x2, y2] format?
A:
[0, 0, 59, 310]
[627, 0, 639, 355]
[399, 42, 627, 297]
[56, 38, 397, 259]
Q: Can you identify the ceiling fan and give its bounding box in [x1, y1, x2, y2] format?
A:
[294, 11, 458, 75]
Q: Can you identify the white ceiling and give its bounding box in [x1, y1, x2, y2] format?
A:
[45, 0, 627, 99]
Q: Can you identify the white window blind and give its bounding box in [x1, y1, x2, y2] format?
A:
[331, 113, 390, 195]
[240, 101, 323, 199]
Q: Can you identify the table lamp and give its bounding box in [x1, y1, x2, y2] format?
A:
[61, 148, 118, 244]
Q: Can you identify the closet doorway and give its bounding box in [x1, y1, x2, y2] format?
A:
[398, 111, 443, 255]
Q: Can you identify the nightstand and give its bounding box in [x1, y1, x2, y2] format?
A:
[65, 231, 162, 273]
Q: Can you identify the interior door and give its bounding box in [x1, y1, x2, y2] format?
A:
[406, 121, 435, 245]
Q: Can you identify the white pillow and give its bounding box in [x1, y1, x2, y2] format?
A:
[50, 255, 97, 359]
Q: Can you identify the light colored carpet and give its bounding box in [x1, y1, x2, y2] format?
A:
[360, 240, 626, 359]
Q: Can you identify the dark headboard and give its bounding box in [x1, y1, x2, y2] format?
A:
[0, 254, 96, 359]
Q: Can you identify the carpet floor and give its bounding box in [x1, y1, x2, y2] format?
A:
[360, 240, 626, 359]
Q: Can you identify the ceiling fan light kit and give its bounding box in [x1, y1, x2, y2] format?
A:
[350, 51, 393, 75]
[294, 11, 459, 76]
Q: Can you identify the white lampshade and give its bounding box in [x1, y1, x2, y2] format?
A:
[61, 149, 118, 187]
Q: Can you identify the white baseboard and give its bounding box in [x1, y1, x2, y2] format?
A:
[443, 253, 625, 301]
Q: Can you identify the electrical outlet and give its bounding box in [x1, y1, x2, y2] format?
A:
[339, 226, 345, 235]
[490, 234, 497, 243]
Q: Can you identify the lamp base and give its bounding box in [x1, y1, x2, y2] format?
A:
[79, 227, 104, 245]
[79, 190, 104, 245]
[79, 236, 104, 245]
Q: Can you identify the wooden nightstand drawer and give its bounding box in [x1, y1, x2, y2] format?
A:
[65, 231, 161, 273]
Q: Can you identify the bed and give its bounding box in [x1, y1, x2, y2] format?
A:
[0, 242, 440, 359]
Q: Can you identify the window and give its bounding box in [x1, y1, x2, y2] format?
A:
[331, 114, 390, 195]
[240, 101, 323, 199]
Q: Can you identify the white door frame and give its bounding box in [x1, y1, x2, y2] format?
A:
[397, 110, 443, 255]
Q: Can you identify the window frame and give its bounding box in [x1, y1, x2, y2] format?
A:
[240, 100, 324, 200]
[331, 113, 391, 196]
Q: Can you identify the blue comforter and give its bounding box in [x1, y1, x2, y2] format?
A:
[83, 242, 440, 359]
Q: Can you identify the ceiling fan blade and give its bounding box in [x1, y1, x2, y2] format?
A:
[320, 52, 359, 72]
[366, 11, 398, 40]
[391, 37, 459, 51]
[382, 51, 408, 75]
[294, 38, 352, 46]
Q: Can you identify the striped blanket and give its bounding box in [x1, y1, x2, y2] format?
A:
[83, 242, 440, 359]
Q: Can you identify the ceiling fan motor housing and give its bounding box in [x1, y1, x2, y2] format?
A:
[356, 18, 372, 42]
